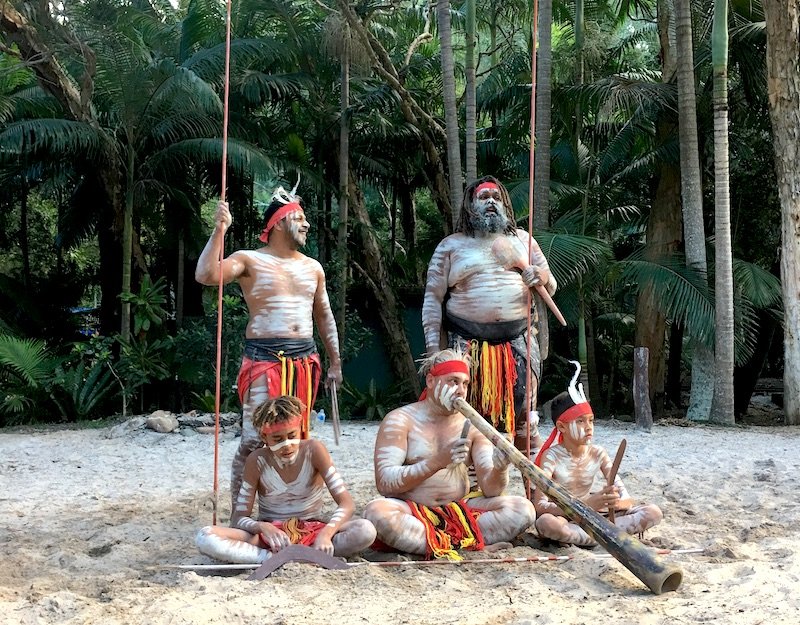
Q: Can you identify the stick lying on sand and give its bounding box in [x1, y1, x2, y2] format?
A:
[163, 551, 573, 573]
[163, 547, 703, 573]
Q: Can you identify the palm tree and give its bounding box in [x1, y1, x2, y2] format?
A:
[675, 0, 714, 422]
[436, 0, 463, 222]
[763, 0, 800, 425]
[710, 0, 735, 424]
[533, 0, 553, 232]
[464, 0, 477, 182]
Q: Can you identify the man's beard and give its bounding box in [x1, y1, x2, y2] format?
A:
[470, 206, 509, 233]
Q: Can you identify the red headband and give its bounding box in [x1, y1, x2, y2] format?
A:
[533, 402, 593, 466]
[260, 416, 303, 437]
[430, 361, 469, 377]
[419, 360, 470, 400]
[258, 202, 302, 243]
[475, 182, 500, 196]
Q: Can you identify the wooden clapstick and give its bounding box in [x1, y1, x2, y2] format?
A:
[606, 438, 626, 523]
[490, 237, 567, 326]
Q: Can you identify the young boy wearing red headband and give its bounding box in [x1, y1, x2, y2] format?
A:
[196, 396, 375, 563]
[195, 184, 342, 511]
[364, 350, 536, 559]
[532, 362, 663, 546]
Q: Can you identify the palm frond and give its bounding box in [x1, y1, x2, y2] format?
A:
[614, 250, 714, 346]
[0, 335, 54, 388]
[143, 137, 279, 181]
[0, 119, 107, 162]
[536, 231, 614, 287]
[733, 259, 782, 310]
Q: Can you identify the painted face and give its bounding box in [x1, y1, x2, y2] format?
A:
[263, 422, 302, 466]
[559, 414, 594, 445]
[283, 210, 309, 247]
[471, 186, 509, 233]
[428, 371, 470, 409]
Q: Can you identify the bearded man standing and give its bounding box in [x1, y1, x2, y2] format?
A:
[422, 176, 557, 457]
[196, 188, 342, 509]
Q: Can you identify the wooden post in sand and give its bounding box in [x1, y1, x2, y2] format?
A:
[633, 347, 653, 432]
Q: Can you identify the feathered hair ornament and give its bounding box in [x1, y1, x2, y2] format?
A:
[259, 174, 303, 243]
[533, 360, 594, 466]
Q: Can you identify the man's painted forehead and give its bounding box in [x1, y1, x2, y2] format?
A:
[475, 182, 501, 197]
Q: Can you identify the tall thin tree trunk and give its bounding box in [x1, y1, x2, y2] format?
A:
[437, 0, 463, 221]
[710, 0, 735, 424]
[336, 29, 351, 345]
[490, 3, 498, 132]
[763, 0, 800, 425]
[634, 151, 682, 414]
[121, 148, 135, 341]
[20, 185, 30, 289]
[573, 0, 591, 398]
[533, 0, 553, 231]
[635, 0, 682, 417]
[176, 230, 185, 329]
[676, 0, 714, 421]
[464, 0, 477, 182]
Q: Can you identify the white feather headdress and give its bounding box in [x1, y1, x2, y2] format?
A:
[271, 174, 301, 205]
[567, 360, 589, 404]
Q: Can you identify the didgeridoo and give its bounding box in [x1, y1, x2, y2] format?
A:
[453, 397, 682, 595]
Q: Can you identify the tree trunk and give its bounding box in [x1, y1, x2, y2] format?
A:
[336, 31, 351, 345]
[635, 130, 682, 415]
[121, 147, 135, 341]
[335, 0, 453, 227]
[176, 229, 185, 329]
[0, 3, 90, 121]
[464, 0, 477, 183]
[533, 0, 553, 231]
[19, 185, 30, 289]
[635, 0, 681, 417]
[437, 0, 463, 222]
[634, 347, 653, 431]
[710, 0, 735, 424]
[675, 0, 714, 421]
[763, 0, 800, 425]
[348, 171, 419, 395]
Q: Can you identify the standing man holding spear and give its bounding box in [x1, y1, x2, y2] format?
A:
[422, 176, 563, 459]
[196, 187, 343, 512]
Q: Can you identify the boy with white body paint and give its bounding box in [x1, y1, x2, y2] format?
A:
[196, 396, 375, 564]
[364, 350, 536, 558]
[532, 363, 663, 547]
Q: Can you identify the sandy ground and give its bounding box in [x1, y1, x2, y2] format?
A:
[1, 415, 798, 625]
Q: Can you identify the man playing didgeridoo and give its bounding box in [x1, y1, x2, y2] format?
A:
[533, 362, 663, 547]
[196, 396, 375, 563]
[364, 350, 536, 559]
[422, 176, 557, 458]
[195, 184, 342, 509]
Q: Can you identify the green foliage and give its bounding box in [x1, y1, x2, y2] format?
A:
[0, 335, 56, 423]
[118, 337, 171, 393]
[119, 276, 167, 336]
[190, 388, 238, 413]
[340, 378, 407, 421]
[50, 357, 118, 421]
